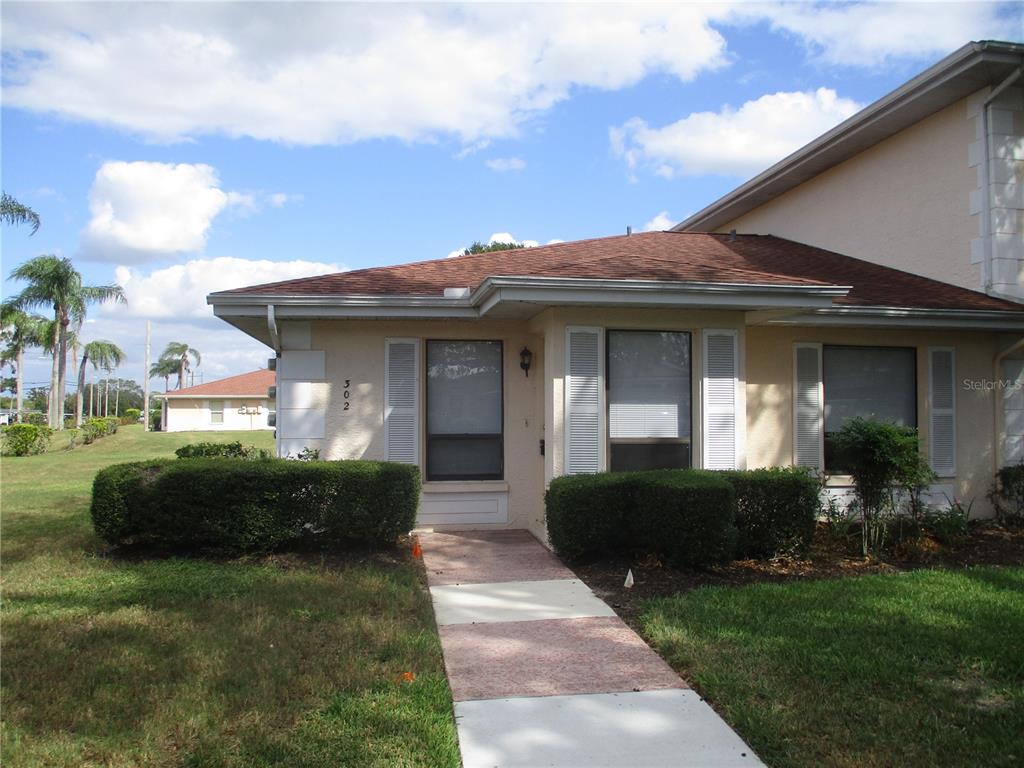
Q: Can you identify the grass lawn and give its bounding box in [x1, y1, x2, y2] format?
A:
[643, 568, 1024, 768]
[1, 426, 459, 768]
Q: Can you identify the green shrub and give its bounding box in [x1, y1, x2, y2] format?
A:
[91, 459, 420, 555]
[90, 460, 168, 542]
[545, 469, 736, 567]
[832, 417, 935, 555]
[719, 468, 820, 558]
[991, 464, 1024, 525]
[176, 441, 251, 459]
[123, 407, 141, 423]
[24, 413, 46, 426]
[174, 441, 272, 460]
[545, 472, 639, 560]
[922, 499, 971, 544]
[1, 423, 53, 456]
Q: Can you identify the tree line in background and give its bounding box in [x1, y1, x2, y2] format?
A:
[1, 193, 204, 428]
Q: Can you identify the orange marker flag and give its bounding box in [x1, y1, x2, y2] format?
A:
[411, 539, 422, 559]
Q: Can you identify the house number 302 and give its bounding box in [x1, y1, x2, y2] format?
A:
[343, 379, 351, 411]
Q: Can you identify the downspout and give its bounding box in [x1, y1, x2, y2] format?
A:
[994, 335, 1024, 473]
[980, 63, 1024, 295]
[267, 304, 280, 353]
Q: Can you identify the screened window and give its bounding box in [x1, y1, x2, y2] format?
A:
[608, 331, 691, 471]
[209, 400, 224, 425]
[426, 341, 503, 480]
[823, 345, 916, 471]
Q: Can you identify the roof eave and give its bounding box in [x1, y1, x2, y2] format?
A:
[761, 305, 1024, 330]
[208, 277, 852, 322]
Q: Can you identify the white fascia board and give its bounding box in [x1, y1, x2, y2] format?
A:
[675, 42, 1024, 232]
[762, 306, 1024, 331]
[209, 278, 851, 320]
[211, 298, 477, 320]
[474, 281, 847, 316]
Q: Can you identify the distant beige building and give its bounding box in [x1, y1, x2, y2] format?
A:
[158, 369, 274, 432]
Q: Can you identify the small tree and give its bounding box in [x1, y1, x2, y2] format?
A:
[832, 417, 936, 556]
[461, 240, 525, 256]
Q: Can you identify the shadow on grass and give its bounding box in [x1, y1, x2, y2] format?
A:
[2, 554, 457, 767]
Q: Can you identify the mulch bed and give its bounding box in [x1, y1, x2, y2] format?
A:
[572, 523, 1024, 630]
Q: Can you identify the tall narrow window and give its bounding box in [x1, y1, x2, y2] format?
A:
[823, 345, 916, 471]
[608, 331, 691, 471]
[426, 341, 503, 480]
[209, 399, 224, 425]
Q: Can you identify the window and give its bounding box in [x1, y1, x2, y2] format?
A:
[823, 345, 916, 471]
[608, 330, 691, 471]
[209, 400, 224, 425]
[426, 341, 503, 480]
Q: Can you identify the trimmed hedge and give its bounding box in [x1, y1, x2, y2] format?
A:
[546, 467, 822, 566]
[174, 441, 270, 459]
[720, 468, 820, 558]
[546, 470, 737, 567]
[91, 458, 420, 554]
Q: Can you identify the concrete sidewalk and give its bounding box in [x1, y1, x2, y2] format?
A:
[420, 530, 764, 768]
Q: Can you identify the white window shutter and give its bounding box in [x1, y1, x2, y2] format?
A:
[702, 329, 739, 470]
[929, 347, 956, 476]
[385, 338, 419, 464]
[793, 343, 824, 470]
[564, 326, 604, 474]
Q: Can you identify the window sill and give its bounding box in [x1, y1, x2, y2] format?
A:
[422, 480, 509, 494]
[824, 474, 854, 486]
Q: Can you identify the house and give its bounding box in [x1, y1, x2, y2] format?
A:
[156, 369, 275, 432]
[209, 231, 1024, 539]
[675, 38, 1024, 492]
[676, 40, 1024, 302]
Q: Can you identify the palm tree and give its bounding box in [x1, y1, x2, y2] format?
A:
[6, 256, 125, 427]
[1, 192, 40, 234]
[0, 305, 47, 418]
[160, 342, 201, 390]
[75, 341, 125, 426]
[149, 357, 178, 393]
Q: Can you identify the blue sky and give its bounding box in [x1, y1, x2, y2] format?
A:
[2, 2, 1021, 389]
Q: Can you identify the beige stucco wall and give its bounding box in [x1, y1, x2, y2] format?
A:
[292, 312, 1012, 532]
[722, 95, 984, 292]
[747, 325, 1009, 514]
[164, 397, 272, 432]
[306, 319, 546, 534]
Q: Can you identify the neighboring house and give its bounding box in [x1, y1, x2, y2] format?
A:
[157, 369, 274, 432]
[676, 40, 1024, 303]
[209, 232, 1024, 538]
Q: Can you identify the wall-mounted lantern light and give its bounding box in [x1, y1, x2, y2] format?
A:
[519, 346, 533, 377]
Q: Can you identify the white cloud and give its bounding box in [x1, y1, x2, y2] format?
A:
[1, 3, 731, 145]
[756, 1, 1016, 68]
[80, 161, 248, 262]
[485, 157, 526, 172]
[3, 2, 1016, 150]
[111, 256, 342, 320]
[643, 211, 674, 231]
[269, 192, 302, 208]
[612, 88, 862, 179]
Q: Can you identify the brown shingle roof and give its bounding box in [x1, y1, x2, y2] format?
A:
[214, 232, 1022, 312]
[162, 369, 274, 398]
